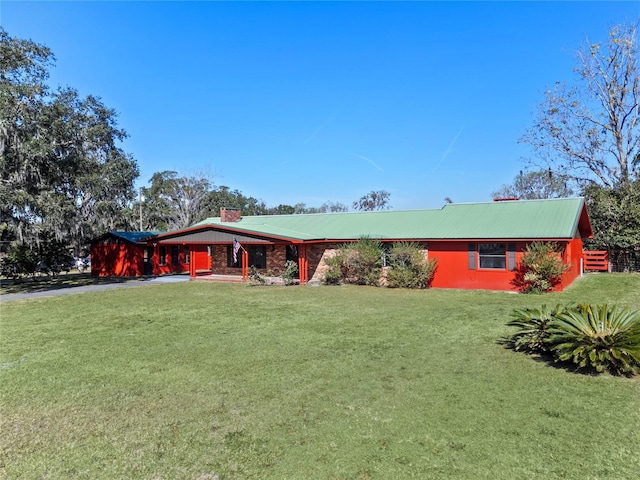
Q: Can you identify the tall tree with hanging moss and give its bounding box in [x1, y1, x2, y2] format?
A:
[0, 29, 139, 254]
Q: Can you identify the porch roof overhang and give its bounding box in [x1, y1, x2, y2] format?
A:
[148, 225, 291, 245]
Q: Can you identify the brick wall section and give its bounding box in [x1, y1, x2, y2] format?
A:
[209, 244, 289, 275]
[220, 208, 241, 223]
[267, 245, 287, 274]
[210, 245, 232, 274]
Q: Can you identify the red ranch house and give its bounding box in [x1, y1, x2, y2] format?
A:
[92, 198, 593, 292]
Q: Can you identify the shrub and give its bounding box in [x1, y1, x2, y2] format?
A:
[324, 237, 383, 286]
[507, 303, 640, 376]
[281, 260, 298, 286]
[322, 254, 344, 285]
[350, 237, 383, 286]
[1, 243, 38, 279]
[547, 304, 640, 375]
[512, 241, 570, 293]
[37, 231, 73, 278]
[386, 242, 437, 289]
[506, 304, 567, 354]
[248, 266, 266, 284]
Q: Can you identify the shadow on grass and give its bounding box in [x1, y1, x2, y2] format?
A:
[0, 272, 136, 295]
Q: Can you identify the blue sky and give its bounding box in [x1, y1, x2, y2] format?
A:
[2, 1, 639, 210]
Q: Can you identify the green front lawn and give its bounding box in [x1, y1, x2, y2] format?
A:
[1, 274, 639, 479]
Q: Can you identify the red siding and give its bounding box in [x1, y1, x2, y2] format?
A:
[152, 244, 190, 276]
[558, 237, 583, 290]
[91, 244, 145, 277]
[428, 240, 582, 291]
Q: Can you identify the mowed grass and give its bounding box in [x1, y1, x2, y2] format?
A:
[1, 275, 639, 479]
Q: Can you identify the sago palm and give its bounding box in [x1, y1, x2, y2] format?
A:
[546, 304, 640, 375]
[507, 304, 568, 354]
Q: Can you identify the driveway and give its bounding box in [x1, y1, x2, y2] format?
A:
[0, 275, 191, 302]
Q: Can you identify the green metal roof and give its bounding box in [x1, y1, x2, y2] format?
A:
[188, 198, 591, 242]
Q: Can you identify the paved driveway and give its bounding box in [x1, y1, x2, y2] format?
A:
[0, 276, 190, 302]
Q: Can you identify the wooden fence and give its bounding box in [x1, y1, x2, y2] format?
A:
[583, 251, 609, 272]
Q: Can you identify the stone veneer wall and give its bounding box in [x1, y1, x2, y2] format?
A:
[308, 243, 343, 282]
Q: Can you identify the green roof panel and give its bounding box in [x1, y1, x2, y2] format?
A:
[189, 198, 589, 242]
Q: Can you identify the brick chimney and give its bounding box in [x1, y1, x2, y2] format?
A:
[220, 207, 241, 222]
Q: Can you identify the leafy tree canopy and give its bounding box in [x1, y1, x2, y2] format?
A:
[352, 190, 391, 211]
[583, 181, 640, 252]
[0, 28, 139, 254]
[492, 169, 575, 200]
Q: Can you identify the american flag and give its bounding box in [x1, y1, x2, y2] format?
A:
[233, 239, 241, 264]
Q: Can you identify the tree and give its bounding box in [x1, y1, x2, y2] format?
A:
[492, 169, 575, 200]
[352, 190, 391, 211]
[583, 181, 640, 252]
[292, 201, 349, 214]
[316, 201, 349, 213]
[521, 22, 639, 189]
[201, 185, 268, 218]
[140, 171, 211, 231]
[0, 29, 139, 254]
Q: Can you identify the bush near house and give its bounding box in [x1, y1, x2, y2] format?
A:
[385, 242, 437, 289]
[325, 236, 383, 286]
[512, 241, 570, 293]
[507, 303, 640, 376]
[323, 239, 437, 289]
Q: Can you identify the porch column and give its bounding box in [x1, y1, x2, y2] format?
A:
[298, 244, 309, 284]
[189, 245, 196, 278]
[242, 249, 249, 281]
[152, 244, 159, 276]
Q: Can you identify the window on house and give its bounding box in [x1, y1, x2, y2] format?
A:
[478, 243, 507, 269]
[227, 245, 267, 269]
[183, 246, 190, 264]
[159, 246, 167, 266]
[249, 245, 267, 269]
[171, 246, 180, 265]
